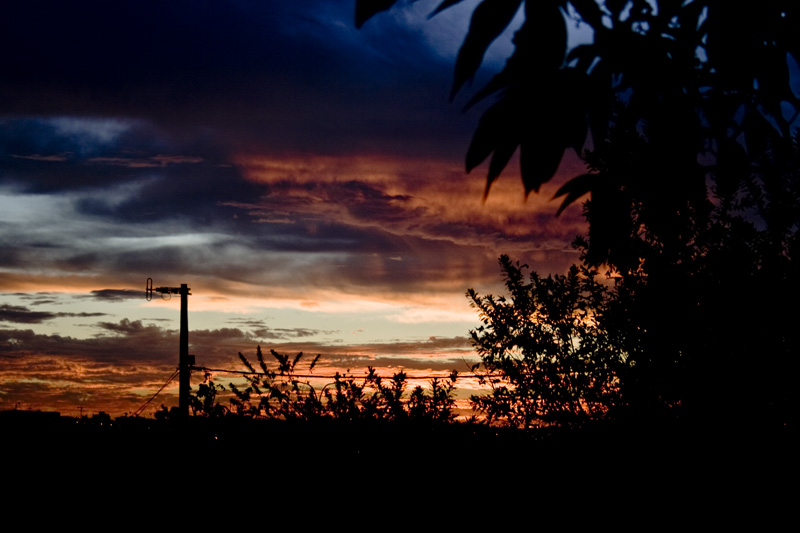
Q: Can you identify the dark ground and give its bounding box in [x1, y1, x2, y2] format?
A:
[2, 411, 794, 520]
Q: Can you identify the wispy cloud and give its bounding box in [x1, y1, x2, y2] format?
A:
[86, 155, 203, 168]
[11, 153, 71, 162]
[87, 289, 146, 302]
[0, 304, 106, 324]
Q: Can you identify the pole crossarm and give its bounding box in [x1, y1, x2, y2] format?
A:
[146, 278, 191, 301]
[155, 286, 191, 295]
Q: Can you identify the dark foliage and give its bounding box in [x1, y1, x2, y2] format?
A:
[189, 372, 228, 418]
[468, 255, 625, 428]
[359, 0, 799, 428]
[190, 346, 459, 423]
[357, 1, 800, 244]
[586, 129, 800, 425]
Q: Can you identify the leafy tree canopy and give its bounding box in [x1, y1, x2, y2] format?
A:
[358, 1, 799, 426]
[468, 255, 625, 428]
[358, 1, 800, 261]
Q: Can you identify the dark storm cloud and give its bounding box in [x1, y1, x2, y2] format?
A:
[223, 317, 338, 339]
[1, 319, 184, 362]
[209, 161, 586, 293]
[250, 327, 335, 340]
[0, 0, 574, 298]
[0, 325, 165, 361]
[88, 289, 147, 302]
[225, 318, 271, 329]
[0, 0, 470, 158]
[0, 304, 106, 324]
[96, 318, 158, 336]
[26, 160, 580, 297]
[0, 117, 264, 229]
[0, 117, 134, 160]
[73, 160, 261, 225]
[15, 293, 62, 306]
[0, 118, 154, 192]
[0, 305, 58, 324]
[0, 320, 470, 375]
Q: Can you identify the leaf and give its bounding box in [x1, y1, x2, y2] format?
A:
[516, 79, 577, 195]
[552, 173, 596, 215]
[554, 69, 590, 152]
[451, 0, 523, 100]
[788, 52, 800, 100]
[238, 352, 256, 374]
[256, 345, 268, 374]
[567, 0, 604, 30]
[525, 0, 567, 72]
[354, 0, 399, 28]
[429, 0, 468, 18]
[466, 96, 529, 197]
[465, 98, 515, 172]
[462, 17, 529, 111]
[520, 136, 565, 195]
[292, 351, 304, 370]
[462, 61, 512, 111]
[486, 139, 518, 192]
[270, 349, 289, 373]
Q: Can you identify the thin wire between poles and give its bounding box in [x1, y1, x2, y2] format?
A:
[132, 368, 180, 417]
[194, 366, 473, 381]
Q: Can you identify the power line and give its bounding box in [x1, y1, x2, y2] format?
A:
[132, 368, 180, 417]
[193, 365, 472, 381]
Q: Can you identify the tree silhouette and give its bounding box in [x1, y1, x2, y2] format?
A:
[468, 255, 625, 428]
[190, 371, 229, 417]
[572, 113, 798, 422]
[359, 1, 799, 427]
[358, 0, 800, 256]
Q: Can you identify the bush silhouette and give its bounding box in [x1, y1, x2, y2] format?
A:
[191, 346, 459, 423]
[468, 255, 625, 428]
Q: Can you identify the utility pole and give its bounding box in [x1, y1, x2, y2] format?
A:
[146, 278, 193, 418]
[178, 283, 190, 418]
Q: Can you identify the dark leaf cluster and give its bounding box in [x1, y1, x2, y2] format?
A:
[468, 255, 625, 428]
[358, 1, 800, 228]
[189, 346, 459, 423]
[358, 0, 800, 428]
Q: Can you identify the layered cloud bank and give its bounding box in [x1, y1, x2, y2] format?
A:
[0, 1, 588, 415]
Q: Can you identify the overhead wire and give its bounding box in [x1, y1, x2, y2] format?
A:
[132, 368, 180, 417]
[193, 365, 475, 381]
[130, 364, 476, 418]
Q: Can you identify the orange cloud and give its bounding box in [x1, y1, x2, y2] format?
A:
[233, 151, 587, 261]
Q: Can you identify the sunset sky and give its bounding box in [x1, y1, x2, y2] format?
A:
[0, 0, 589, 416]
